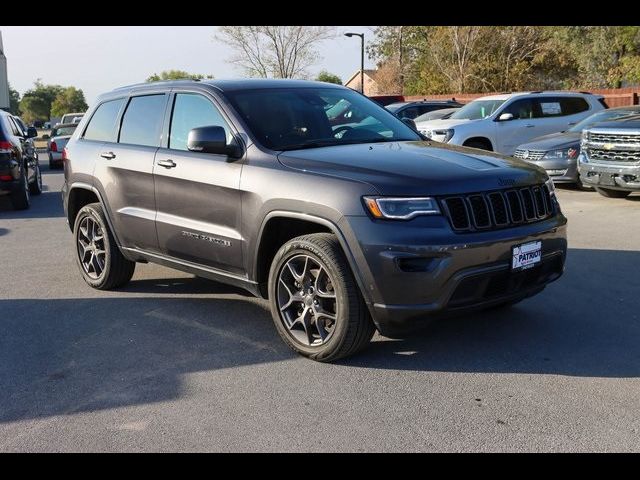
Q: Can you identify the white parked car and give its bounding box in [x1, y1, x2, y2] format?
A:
[416, 91, 606, 155]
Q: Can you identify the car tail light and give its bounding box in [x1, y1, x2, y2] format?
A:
[0, 175, 13, 181]
[62, 148, 68, 162]
[0, 141, 13, 153]
[50, 141, 58, 152]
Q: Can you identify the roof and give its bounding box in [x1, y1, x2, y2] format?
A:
[387, 100, 460, 108]
[344, 69, 378, 86]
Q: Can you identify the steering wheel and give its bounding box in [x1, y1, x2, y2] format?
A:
[333, 125, 353, 139]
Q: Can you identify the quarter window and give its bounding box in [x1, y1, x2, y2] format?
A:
[119, 95, 167, 147]
[169, 93, 232, 151]
[84, 99, 125, 142]
[560, 97, 590, 115]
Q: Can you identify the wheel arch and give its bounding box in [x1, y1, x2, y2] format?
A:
[463, 136, 494, 151]
[66, 183, 122, 247]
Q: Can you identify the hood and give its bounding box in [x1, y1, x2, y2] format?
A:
[517, 131, 581, 151]
[589, 115, 640, 130]
[414, 118, 475, 129]
[278, 141, 548, 196]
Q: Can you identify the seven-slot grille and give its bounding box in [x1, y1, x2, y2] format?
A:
[588, 132, 640, 145]
[514, 149, 545, 161]
[440, 185, 554, 233]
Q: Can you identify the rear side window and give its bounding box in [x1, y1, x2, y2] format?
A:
[119, 95, 167, 147]
[561, 97, 590, 115]
[84, 99, 125, 142]
[169, 93, 232, 151]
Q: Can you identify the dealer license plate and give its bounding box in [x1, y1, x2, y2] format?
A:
[512, 241, 542, 271]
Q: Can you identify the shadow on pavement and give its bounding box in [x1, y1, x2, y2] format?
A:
[0, 191, 65, 219]
[0, 228, 8, 236]
[0, 247, 638, 423]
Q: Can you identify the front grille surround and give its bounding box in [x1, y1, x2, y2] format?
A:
[588, 132, 640, 145]
[514, 149, 546, 161]
[587, 148, 640, 163]
[440, 184, 554, 233]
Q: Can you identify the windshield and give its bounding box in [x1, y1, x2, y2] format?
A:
[450, 99, 506, 120]
[52, 125, 77, 137]
[226, 87, 420, 151]
[568, 109, 640, 132]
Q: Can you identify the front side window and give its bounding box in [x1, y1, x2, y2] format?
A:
[169, 93, 232, 151]
[226, 87, 420, 151]
[84, 99, 125, 142]
[119, 95, 166, 147]
[450, 99, 506, 120]
[503, 99, 536, 120]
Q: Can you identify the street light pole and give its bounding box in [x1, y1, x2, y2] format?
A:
[344, 32, 365, 94]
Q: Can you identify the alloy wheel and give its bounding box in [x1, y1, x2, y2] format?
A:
[277, 254, 338, 346]
[77, 216, 106, 279]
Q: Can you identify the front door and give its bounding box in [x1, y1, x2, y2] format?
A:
[495, 98, 539, 155]
[153, 91, 244, 275]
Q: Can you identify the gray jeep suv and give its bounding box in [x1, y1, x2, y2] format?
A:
[62, 79, 567, 361]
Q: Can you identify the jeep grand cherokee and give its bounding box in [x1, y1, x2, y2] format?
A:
[62, 79, 567, 361]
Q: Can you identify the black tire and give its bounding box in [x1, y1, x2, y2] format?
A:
[73, 202, 135, 290]
[28, 163, 43, 195]
[575, 176, 593, 191]
[48, 154, 54, 170]
[268, 233, 375, 362]
[464, 140, 491, 151]
[10, 168, 30, 210]
[595, 187, 631, 198]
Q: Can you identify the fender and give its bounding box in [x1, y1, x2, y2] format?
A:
[67, 182, 124, 248]
[253, 210, 373, 306]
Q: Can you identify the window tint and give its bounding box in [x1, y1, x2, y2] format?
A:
[503, 99, 536, 119]
[169, 93, 232, 151]
[119, 95, 166, 147]
[561, 97, 590, 115]
[399, 107, 420, 119]
[7, 117, 21, 135]
[84, 99, 125, 142]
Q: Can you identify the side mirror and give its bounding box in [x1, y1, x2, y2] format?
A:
[402, 117, 417, 131]
[498, 113, 514, 121]
[187, 126, 242, 158]
[27, 127, 38, 138]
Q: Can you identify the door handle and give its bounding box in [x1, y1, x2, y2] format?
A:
[157, 159, 177, 169]
[100, 151, 116, 160]
[567, 122, 577, 126]
[524, 124, 535, 128]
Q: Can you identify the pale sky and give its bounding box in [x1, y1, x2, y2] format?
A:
[0, 26, 376, 105]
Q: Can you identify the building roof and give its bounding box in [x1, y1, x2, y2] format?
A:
[344, 69, 378, 86]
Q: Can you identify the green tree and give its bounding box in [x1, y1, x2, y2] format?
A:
[19, 80, 64, 123]
[146, 70, 213, 82]
[51, 87, 88, 118]
[315, 70, 342, 84]
[8, 84, 21, 115]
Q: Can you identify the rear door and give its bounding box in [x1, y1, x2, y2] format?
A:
[92, 93, 168, 252]
[153, 90, 244, 274]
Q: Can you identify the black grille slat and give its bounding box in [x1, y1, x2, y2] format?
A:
[441, 184, 553, 233]
[488, 192, 508, 226]
[505, 190, 524, 223]
[467, 195, 491, 229]
[442, 197, 470, 231]
[519, 188, 536, 220]
[532, 186, 546, 218]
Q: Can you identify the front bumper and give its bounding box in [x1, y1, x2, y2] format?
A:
[338, 212, 567, 336]
[579, 160, 640, 191]
[524, 158, 578, 184]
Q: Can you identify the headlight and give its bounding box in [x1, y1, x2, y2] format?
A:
[431, 129, 455, 143]
[543, 146, 579, 160]
[581, 130, 588, 147]
[363, 196, 441, 220]
[545, 177, 556, 197]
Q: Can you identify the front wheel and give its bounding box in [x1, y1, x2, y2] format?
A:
[268, 233, 375, 362]
[73, 203, 135, 290]
[595, 187, 631, 198]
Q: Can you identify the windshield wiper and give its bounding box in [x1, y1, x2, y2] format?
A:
[279, 140, 340, 151]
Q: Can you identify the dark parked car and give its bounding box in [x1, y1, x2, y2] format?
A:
[0, 110, 42, 210]
[62, 79, 567, 361]
[515, 106, 640, 189]
[385, 100, 463, 121]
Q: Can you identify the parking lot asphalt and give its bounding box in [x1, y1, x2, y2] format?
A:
[0, 166, 639, 452]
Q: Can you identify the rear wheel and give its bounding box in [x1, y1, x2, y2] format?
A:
[73, 203, 135, 290]
[29, 163, 43, 195]
[268, 233, 375, 362]
[10, 168, 30, 210]
[595, 187, 631, 198]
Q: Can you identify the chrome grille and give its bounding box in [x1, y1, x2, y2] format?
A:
[514, 149, 545, 161]
[588, 132, 640, 144]
[440, 185, 554, 233]
[588, 148, 640, 163]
